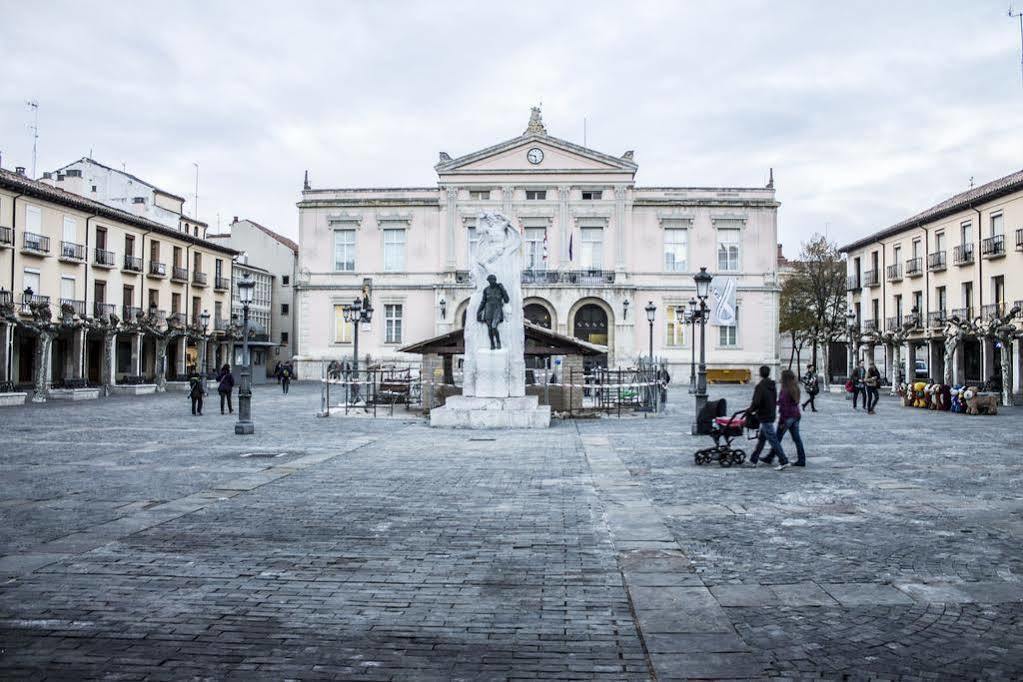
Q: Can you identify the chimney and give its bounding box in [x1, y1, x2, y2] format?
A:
[42, 171, 52, 179]
[15, 166, 26, 176]
[233, 216, 238, 224]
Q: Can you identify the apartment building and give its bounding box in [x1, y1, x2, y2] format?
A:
[841, 168, 1023, 400]
[0, 165, 237, 403]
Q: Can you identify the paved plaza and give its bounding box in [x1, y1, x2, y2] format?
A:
[0, 383, 1021, 680]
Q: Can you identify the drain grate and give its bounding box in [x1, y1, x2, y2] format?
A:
[468, 438, 496, 442]
[240, 452, 287, 458]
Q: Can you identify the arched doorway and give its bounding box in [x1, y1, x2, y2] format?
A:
[524, 303, 552, 328]
[571, 302, 610, 370]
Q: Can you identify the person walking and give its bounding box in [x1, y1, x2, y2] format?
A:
[801, 364, 819, 412]
[851, 359, 867, 410]
[281, 363, 292, 395]
[188, 371, 205, 416]
[656, 363, 671, 408]
[217, 363, 235, 414]
[274, 361, 283, 384]
[777, 369, 807, 467]
[865, 361, 881, 414]
[744, 365, 790, 471]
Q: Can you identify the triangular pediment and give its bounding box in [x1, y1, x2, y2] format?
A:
[435, 134, 637, 175]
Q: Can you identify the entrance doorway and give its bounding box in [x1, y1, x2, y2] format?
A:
[573, 303, 609, 371]
[964, 339, 982, 383]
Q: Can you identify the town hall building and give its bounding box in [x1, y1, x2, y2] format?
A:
[292, 109, 781, 381]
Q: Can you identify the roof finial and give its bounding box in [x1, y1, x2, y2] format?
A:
[767, 167, 774, 189]
[303, 170, 310, 190]
[524, 106, 547, 136]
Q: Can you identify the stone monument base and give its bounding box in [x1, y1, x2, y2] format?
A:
[430, 394, 551, 429]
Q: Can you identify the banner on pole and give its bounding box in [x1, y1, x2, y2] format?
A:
[710, 276, 737, 326]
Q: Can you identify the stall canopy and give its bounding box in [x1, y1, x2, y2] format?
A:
[398, 322, 606, 357]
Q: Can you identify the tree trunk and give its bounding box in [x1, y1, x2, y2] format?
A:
[155, 335, 169, 392]
[32, 332, 54, 403]
[943, 334, 959, 386]
[1001, 337, 1013, 406]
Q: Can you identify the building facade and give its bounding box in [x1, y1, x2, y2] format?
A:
[229, 261, 275, 381]
[208, 217, 297, 371]
[0, 165, 236, 402]
[294, 110, 781, 380]
[841, 168, 1023, 402]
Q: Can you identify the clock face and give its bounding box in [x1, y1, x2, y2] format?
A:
[527, 147, 544, 164]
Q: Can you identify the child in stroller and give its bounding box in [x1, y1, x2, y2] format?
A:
[693, 398, 757, 467]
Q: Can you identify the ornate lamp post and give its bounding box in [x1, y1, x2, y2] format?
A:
[686, 297, 698, 393]
[199, 309, 210, 378]
[342, 294, 374, 403]
[644, 301, 656, 364]
[235, 272, 255, 435]
[846, 309, 857, 378]
[691, 267, 713, 434]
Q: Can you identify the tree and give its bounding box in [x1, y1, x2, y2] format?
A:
[785, 234, 848, 380]
[779, 275, 815, 369]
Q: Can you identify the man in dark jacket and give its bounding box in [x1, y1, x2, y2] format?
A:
[745, 365, 789, 470]
[188, 372, 205, 416]
[217, 364, 235, 414]
[851, 360, 867, 410]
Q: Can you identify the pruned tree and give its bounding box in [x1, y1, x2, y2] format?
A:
[785, 234, 848, 382]
[779, 274, 815, 369]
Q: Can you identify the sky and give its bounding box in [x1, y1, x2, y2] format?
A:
[2, 1, 1022, 254]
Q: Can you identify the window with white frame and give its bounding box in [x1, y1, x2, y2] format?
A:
[718, 304, 739, 347]
[716, 226, 740, 271]
[383, 227, 406, 271]
[25, 204, 41, 233]
[581, 190, 602, 200]
[665, 304, 687, 346]
[23, 269, 40, 296]
[333, 228, 356, 271]
[663, 225, 688, 272]
[384, 304, 403, 343]
[990, 212, 1004, 237]
[60, 276, 76, 301]
[525, 190, 546, 201]
[333, 304, 352, 343]
[467, 223, 479, 264]
[524, 226, 547, 269]
[580, 227, 603, 269]
[469, 190, 490, 200]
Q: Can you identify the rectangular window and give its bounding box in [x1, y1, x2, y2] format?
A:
[61, 276, 76, 301]
[664, 228, 688, 272]
[580, 227, 603, 269]
[63, 216, 77, 243]
[95, 226, 107, 250]
[469, 190, 490, 200]
[990, 213, 1004, 237]
[281, 303, 290, 315]
[894, 294, 903, 322]
[148, 290, 159, 310]
[665, 305, 687, 346]
[123, 285, 134, 307]
[936, 286, 946, 311]
[23, 269, 41, 298]
[913, 291, 923, 315]
[524, 227, 547, 269]
[893, 244, 901, 263]
[25, 205, 41, 233]
[193, 251, 202, 273]
[281, 332, 289, 345]
[215, 259, 223, 279]
[581, 190, 602, 200]
[383, 228, 406, 272]
[468, 226, 479, 265]
[333, 229, 356, 272]
[125, 234, 135, 256]
[171, 292, 181, 314]
[912, 239, 921, 259]
[334, 305, 352, 343]
[525, 190, 547, 200]
[935, 232, 945, 251]
[150, 240, 160, 260]
[94, 280, 106, 304]
[385, 304, 403, 343]
[719, 305, 739, 347]
[173, 246, 183, 267]
[963, 282, 973, 309]
[282, 275, 289, 286]
[961, 221, 973, 245]
[717, 228, 740, 271]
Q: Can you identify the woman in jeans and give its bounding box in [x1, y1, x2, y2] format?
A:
[776, 369, 807, 467]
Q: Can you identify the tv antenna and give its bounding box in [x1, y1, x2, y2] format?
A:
[193, 162, 199, 219]
[25, 100, 39, 178]
[1012, 5, 1023, 86]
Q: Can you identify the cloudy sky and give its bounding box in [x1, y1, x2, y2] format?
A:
[2, 1, 1021, 253]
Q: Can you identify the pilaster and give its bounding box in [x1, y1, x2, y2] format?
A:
[0, 322, 11, 384]
[102, 332, 117, 391]
[614, 187, 627, 270]
[132, 333, 143, 376]
[71, 328, 86, 380]
[445, 188, 458, 270]
[557, 187, 570, 266]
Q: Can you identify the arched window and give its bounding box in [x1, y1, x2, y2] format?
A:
[524, 303, 551, 328]
[573, 304, 608, 345]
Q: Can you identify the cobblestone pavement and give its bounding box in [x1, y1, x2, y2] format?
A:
[0, 382, 1021, 679]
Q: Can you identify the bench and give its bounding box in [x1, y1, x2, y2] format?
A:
[706, 368, 752, 384]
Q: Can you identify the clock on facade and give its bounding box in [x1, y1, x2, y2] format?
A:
[527, 148, 544, 164]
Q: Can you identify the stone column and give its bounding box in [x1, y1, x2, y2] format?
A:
[32, 332, 54, 403]
[198, 338, 208, 378]
[557, 187, 570, 266]
[175, 336, 187, 378]
[614, 187, 627, 270]
[131, 333, 143, 377]
[102, 331, 117, 392]
[70, 328, 86, 380]
[155, 336, 169, 392]
[444, 187, 457, 270]
[0, 322, 11, 385]
[904, 343, 915, 386]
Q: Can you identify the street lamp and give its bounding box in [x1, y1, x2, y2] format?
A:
[199, 309, 211, 379]
[644, 301, 656, 363]
[846, 309, 857, 380]
[342, 293, 374, 403]
[684, 297, 699, 393]
[235, 272, 255, 435]
[691, 267, 713, 434]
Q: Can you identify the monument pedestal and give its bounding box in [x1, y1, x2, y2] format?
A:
[430, 394, 551, 429]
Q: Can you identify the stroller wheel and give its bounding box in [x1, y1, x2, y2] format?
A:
[719, 451, 734, 467]
[694, 453, 703, 465]
[732, 448, 746, 464]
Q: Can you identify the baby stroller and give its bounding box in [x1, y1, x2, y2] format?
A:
[693, 398, 756, 467]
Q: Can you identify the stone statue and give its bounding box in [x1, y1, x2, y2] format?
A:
[476, 274, 509, 350]
[462, 211, 525, 397]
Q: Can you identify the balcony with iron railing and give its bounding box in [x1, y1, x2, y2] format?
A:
[59, 241, 86, 262]
[171, 266, 189, 282]
[862, 319, 879, 332]
[148, 261, 166, 278]
[123, 254, 143, 272]
[94, 247, 115, 268]
[93, 302, 116, 318]
[953, 243, 974, 266]
[863, 270, 880, 287]
[1017, 228, 1023, 251]
[981, 234, 1005, 258]
[927, 310, 947, 328]
[886, 263, 902, 282]
[981, 302, 1007, 320]
[0, 290, 11, 306]
[192, 271, 208, 287]
[122, 305, 143, 321]
[950, 307, 973, 322]
[19, 293, 50, 315]
[59, 298, 86, 316]
[0, 226, 12, 247]
[885, 316, 904, 332]
[905, 257, 923, 277]
[927, 251, 946, 272]
[214, 276, 230, 290]
[846, 274, 861, 292]
[21, 232, 50, 255]
[214, 317, 230, 331]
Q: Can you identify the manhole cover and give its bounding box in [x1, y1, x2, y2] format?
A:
[240, 452, 287, 458]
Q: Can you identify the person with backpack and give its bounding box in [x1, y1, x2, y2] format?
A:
[801, 364, 819, 412]
[744, 365, 790, 471]
[850, 359, 867, 410]
[281, 363, 292, 395]
[865, 361, 882, 414]
[217, 364, 235, 414]
[188, 371, 205, 416]
[777, 369, 807, 467]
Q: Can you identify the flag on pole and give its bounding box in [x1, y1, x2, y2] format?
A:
[542, 231, 548, 263]
[568, 233, 574, 262]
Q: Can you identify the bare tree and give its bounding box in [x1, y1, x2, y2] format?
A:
[779, 274, 814, 369]
[786, 234, 848, 382]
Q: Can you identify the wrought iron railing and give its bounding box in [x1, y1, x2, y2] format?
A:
[215, 317, 230, 331]
[953, 243, 974, 265]
[172, 266, 189, 281]
[863, 270, 879, 287]
[981, 302, 1006, 320]
[885, 316, 904, 331]
[863, 319, 879, 332]
[905, 257, 923, 276]
[94, 302, 116, 318]
[192, 271, 208, 286]
[19, 293, 50, 314]
[846, 275, 860, 291]
[215, 276, 230, 290]
[122, 305, 143, 321]
[60, 241, 86, 261]
[22, 232, 49, 253]
[59, 298, 86, 316]
[94, 248, 115, 267]
[950, 307, 973, 322]
[926, 251, 946, 271]
[123, 255, 143, 272]
[0, 290, 12, 306]
[149, 261, 166, 276]
[0, 226, 12, 246]
[886, 263, 902, 281]
[981, 234, 1005, 257]
[927, 310, 947, 328]
[1016, 228, 1023, 251]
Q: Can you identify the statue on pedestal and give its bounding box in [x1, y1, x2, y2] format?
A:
[476, 275, 509, 350]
